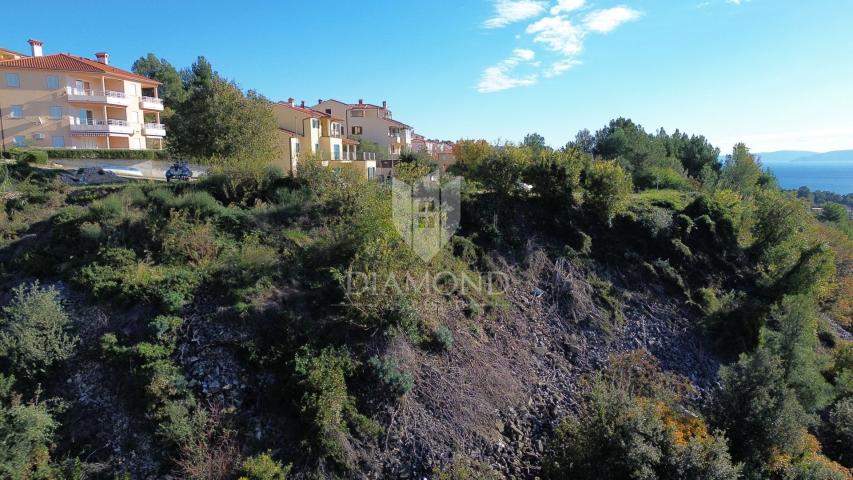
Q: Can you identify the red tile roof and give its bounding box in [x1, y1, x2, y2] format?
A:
[276, 101, 323, 118]
[278, 127, 299, 136]
[386, 118, 412, 129]
[342, 137, 360, 145]
[0, 53, 159, 85]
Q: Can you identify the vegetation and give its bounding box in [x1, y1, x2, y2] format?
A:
[1, 111, 851, 479]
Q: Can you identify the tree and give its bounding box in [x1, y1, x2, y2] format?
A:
[522, 132, 547, 153]
[821, 202, 849, 224]
[720, 143, 762, 196]
[131, 53, 187, 108]
[761, 295, 834, 412]
[449, 139, 492, 178]
[0, 282, 77, 378]
[582, 160, 633, 225]
[167, 57, 280, 162]
[711, 349, 811, 475]
[524, 149, 585, 207]
[566, 128, 595, 154]
[476, 147, 530, 198]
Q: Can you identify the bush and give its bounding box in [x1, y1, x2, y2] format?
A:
[711, 348, 811, 475]
[432, 456, 503, 480]
[826, 397, 853, 467]
[14, 150, 49, 165]
[432, 325, 454, 351]
[0, 282, 77, 377]
[44, 148, 170, 160]
[0, 374, 60, 480]
[293, 347, 371, 468]
[238, 452, 291, 480]
[583, 160, 633, 225]
[542, 379, 739, 480]
[368, 355, 414, 397]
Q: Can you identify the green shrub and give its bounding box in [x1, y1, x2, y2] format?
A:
[760, 295, 834, 412]
[44, 148, 169, 160]
[0, 374, 60, 480]
[293, 347, 373, 468]
[543, 379, 739, 480]
[825, 397, 853, 467]
[369, 355, 414, 397]
[583, 160, 633, 225]
[432, 325, 455, 351]
[238, 452, 292, 480]
[711, 348, 811, 475]
[432, 456, 503, 480]
[14, 150, 49, 165]
[0, 282, 77, 377]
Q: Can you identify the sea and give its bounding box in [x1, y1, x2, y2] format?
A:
[764, 161, 853, 195]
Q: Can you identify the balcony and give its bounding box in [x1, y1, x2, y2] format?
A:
[140, 96, 164, 111]
[388, 133, 402, 144]
[143, 123, 166, 137]
[70, 118, 134, 135]
[66, 87, 131, 106]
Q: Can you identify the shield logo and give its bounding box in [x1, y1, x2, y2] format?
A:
[392, 173, 462, 261]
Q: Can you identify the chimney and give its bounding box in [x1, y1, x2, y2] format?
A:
[28, 39, 43, 57]
[287, 97, 294, 106]
[300, 100, 305, 108]
[382, 100, 387, 109]
[318, 98, 322, 105]
[95, 52, 109, 65]
[358, 99, 363, 105]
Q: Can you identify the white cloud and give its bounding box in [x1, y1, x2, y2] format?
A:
[550, 0, 586, 15]
[483, 0, 547, 28]
[544, 58, 581, 78]
[582, 6, 643, 33]
[477, 49, 539, 93]
[726, 0, 750, 4]
[526, 16, 585, 55]
[477, 1, 643, 91]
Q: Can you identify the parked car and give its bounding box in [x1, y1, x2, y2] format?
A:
[165, 162, 193, 182]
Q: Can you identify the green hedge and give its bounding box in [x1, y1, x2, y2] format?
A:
[44, 149, 170, 160]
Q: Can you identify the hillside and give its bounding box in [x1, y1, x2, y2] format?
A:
[1, 126, 852, 480]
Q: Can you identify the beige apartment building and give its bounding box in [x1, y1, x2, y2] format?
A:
[0, 39, 165, 151]
[313, 99, 413, 161]
[272, 99, 375, 178]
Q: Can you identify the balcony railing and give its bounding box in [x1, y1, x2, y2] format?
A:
[143, 123, 166, 137]
[66, 87, 130, 106]
[140, 96, 165, 111]
[70, 118, 134, 135]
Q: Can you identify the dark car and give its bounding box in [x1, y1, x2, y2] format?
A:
[165, 162, 193, 182]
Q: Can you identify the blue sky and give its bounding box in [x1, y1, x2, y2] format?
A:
[4, 0, 853, 152]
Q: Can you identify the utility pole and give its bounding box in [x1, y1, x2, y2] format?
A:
[0, 103, 5, 155]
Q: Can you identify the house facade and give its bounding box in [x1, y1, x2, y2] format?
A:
[272, 99, 375, 178]
[313, 99, 413, 161]
[0, 40, 165, 151]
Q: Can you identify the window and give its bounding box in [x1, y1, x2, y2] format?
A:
[9, 105, 23, 118]
[351, 126, 363, 135]
[367, 167, 376, 180]
[13, 136, 25, 147]
[49, 106, 62, 120]
[5, 73, 20, 88]
[311, 119, 319, 129]
[351, 110, 364, 117]
[333, 144, 341, 160]
[52, 136, 65, 148]
[315, 143, 319, 153]
[46, 75, 59, 89]
[325, 108, 332, 114]
[294, 141, 300, 155]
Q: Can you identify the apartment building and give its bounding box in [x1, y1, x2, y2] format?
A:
[412, 133, 456, 172]
[313, 99, 413, 161]
[272, 99, 375, 178]
[0, 39, 165, 151]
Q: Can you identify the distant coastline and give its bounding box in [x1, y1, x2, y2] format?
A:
[757, 150, 853, 195]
